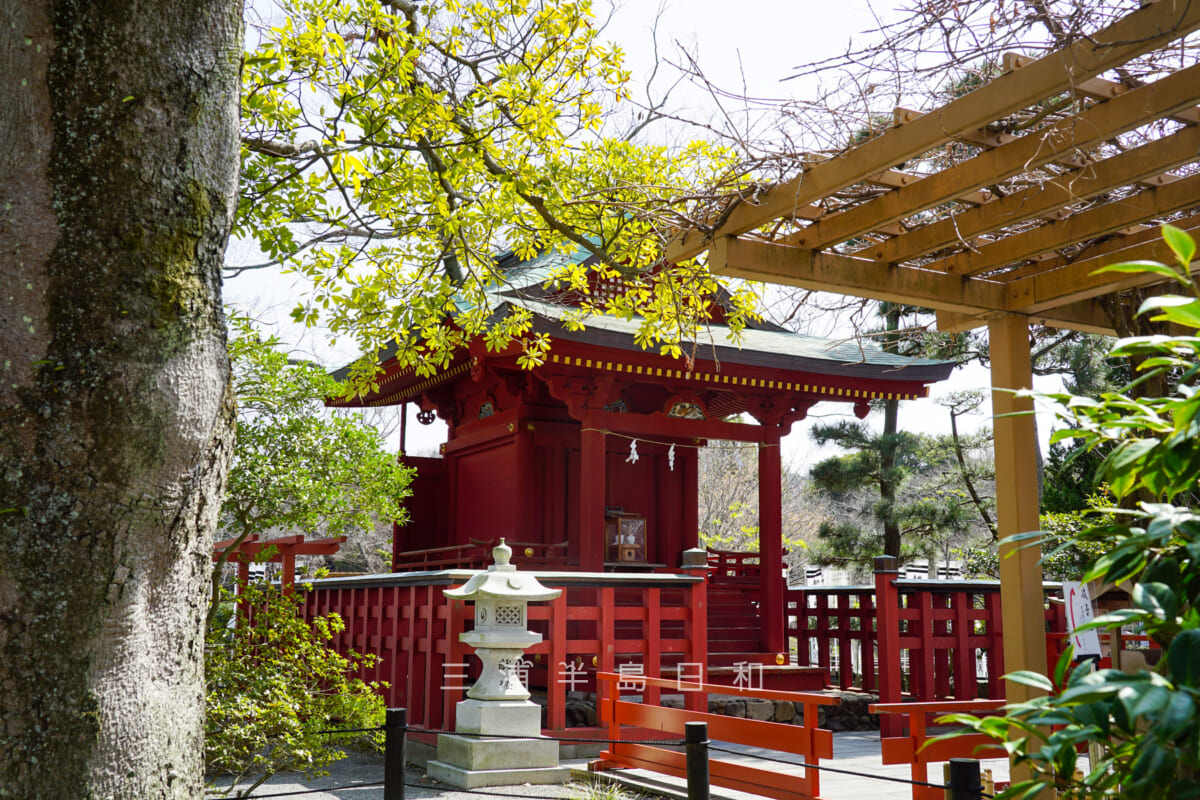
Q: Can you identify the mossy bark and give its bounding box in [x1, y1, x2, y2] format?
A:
[0, 1, 241, 797]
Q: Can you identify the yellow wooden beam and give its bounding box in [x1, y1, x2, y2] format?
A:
[711, 236, 1005, 314]
[867, 122, 1200, 266]
[953, 125, 1018, 150]
[935, 310, 991, 334]
[789, 61, 1200, 252]
[1007, 221, 1200, 314]
[716, 223, 1194, 323]
[666, 0, 1200, 262]
[937, 299, 1115, 335]
[937, 169, 1200, 277]
[862, 168, 995, 207]
[988, 313, 1047, 786]
[1003, 216, 1192, 284]
[1074, 72, 1200, 125]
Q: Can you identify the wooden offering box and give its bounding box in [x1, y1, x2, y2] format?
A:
[606, 514, 646, 563]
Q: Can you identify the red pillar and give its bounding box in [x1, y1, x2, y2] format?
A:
[281, 552, 295, 593]
[681, 447, 699, 552]
[579, 418, 606, 571]
[446, 450, 460, 545]
[514, 418, 536, 541]
[684, 554, 709, 712]
[875, 555, 903, 737]
[758, 429, 784, 654]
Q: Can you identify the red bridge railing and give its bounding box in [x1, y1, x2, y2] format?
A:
[870, 699, 1007, 800]
[595, 671, 837, 800]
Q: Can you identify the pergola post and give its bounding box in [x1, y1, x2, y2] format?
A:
[579, 418, 606, 571]
[988, 314, 1047, 785]
[758, 429, 785, 654]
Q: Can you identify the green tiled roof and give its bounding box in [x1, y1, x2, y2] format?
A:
[511, 297, 954, 383]
[335, 245, 955, 385]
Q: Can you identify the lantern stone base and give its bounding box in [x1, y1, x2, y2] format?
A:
[427, 699, 570, 788]
[427, 734, 570, 787]
[453, 698, 542, 737]
[427, 757, 571, 789]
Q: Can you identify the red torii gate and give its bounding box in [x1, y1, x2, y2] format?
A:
[213, 533, 346, 592]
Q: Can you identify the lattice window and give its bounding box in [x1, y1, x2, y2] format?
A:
[495, 605, 522, 626]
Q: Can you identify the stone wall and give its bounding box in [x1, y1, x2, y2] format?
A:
[702, 690, 880, 731]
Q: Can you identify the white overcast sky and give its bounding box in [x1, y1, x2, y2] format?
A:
[224, 0, 1068, 472]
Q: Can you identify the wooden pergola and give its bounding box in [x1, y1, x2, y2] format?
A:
[668, 0, 1200, 763]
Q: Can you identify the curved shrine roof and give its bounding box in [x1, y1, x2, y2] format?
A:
[329, 247, 955, 408]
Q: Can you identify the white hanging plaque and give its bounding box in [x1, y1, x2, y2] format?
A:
[1062, 581, 1102, 658]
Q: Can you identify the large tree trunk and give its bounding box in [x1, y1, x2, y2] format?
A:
[0, 1, 240, 797]
[880, 397, 902, 559]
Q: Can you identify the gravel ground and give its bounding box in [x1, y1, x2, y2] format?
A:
[206, 751, 594, 800]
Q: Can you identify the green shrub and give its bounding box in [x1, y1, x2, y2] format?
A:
[205, 581, 385, 797]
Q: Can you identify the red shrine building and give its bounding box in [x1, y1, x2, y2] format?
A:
[308, 247, 953, 730]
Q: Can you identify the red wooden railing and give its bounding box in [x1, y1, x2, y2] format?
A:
[786, 557, 1072, 733]
[391, 539, 569, 572]
[705, 549, 765, 657]
[301, 580, 471, 732]
[706, 548, 761, 580]
[300, 569, 708, 730]
[596, 671, 837, 800]
[786, 585, 879, 692]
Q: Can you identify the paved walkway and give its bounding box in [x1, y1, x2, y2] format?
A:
[573, 731, 1011, 800]
[212, 732, 1011, 800]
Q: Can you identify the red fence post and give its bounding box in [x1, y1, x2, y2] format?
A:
[1044, 592, 1067, 681]
[860, 589, 878, 693]
[684, 549, 708, 713]
[548, 591, 568, 730]
[875, 555, 903, 737]
[444, 594, 469, 731]
[646, 587, 662, 707]
[787, 588, 806, 666]
[984, 591, 1004, 700]
[952, 591, 975, 700]
[600, 586, 616, 681]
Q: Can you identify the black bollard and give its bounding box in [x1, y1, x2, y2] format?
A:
[684, 721, 710, 800]
[948, 758, 983, 800]
[385, 707, 407, 800]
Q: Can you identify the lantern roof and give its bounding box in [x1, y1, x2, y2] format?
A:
[443, 539, 562, 602]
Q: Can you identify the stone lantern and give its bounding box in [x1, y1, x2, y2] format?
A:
[427, 539, 570, 788]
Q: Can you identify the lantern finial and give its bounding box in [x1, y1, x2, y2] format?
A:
[493, 537, 512, 567]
